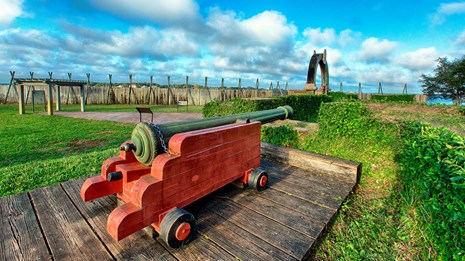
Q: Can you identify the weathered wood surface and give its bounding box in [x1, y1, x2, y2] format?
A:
[0, 154, 359, 260]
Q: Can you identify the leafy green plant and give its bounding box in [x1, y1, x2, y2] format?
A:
[370, 94, 416, 102]
[328, 91, 358, 101]
[317, 101, 370, 138]
[459, 106, 465, 116]
[260, 125, 299, 147]
[202, 95, 331, 122]
[398, 122, 465, 260]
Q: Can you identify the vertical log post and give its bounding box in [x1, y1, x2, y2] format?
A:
[168, 75, 171, 105]
[358, 82, 362, 99]
[47, 72, 54, 115]
[221, 77, 225, 101]
[107, 74, 113, 105]
[86, 73, 91, 104]
[340, 82, 343, 92]
[4, 71, 16, 104]
[18, 84, 25, 115]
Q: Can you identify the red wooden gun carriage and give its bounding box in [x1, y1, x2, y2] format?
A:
[80, 106, 293, 248]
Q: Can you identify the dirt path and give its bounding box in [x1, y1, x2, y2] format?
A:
[52, 111, 203, 124]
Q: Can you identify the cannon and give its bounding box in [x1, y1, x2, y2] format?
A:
[81, 105, 293, 248]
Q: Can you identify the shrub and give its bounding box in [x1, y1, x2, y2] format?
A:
[202, 95, 331, 122]
[371, 94, 415, 102]
[328, 92, 358, 101]
[398, 122, 465, 260]
[261, 125, 299, 147]
[317, 101, 370, 138]
[459, 106, 465, 116]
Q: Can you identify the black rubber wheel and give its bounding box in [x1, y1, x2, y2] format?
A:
[160, 208, 196, 248]
[248, 168, 268, 191]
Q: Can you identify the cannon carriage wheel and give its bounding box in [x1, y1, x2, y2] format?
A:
[160, 208, 196, 248]
[248, 168, 268, 191]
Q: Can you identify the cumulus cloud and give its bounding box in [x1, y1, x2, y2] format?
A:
[205, 9, 298, 77]
[303, 27, 336, 46]
[0, 0, 24, 26]
[456, 29, 465, 45]
[91, 0, 200, 26]
[395, 47, 438, 70]
[359, 37, 397, 63]
[432, 2, 465, 24]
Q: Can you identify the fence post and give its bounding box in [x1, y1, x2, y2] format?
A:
[221, 77, 224, 101]
[256, 78, 259, 97]
[107, 74, 113, 105]
[85, 73, 91, 104]
[340, 82, 343, 92]
[47, 72, 54, 115]
[378, 82, 383, 95]
[358, 82, 362, 99]
[204, 76, 208, 105]
[168, 75, 171, 105]
[403, 83, 407, 94]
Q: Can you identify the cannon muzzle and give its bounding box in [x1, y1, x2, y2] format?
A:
[126, 105, 293, 166]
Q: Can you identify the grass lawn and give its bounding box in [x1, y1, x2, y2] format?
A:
[0, 103, 203, 196]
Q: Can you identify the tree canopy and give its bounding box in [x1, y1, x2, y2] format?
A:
[420, 56, 465, 105]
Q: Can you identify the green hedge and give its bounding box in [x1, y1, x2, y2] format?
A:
[202, 95, 331, 122]
[328, 91, 359, 101]
[371, 94, 415, 102]
[317, 101, 370, 138]
[261, 125, 299, 147]
[399, 122, 465, 260]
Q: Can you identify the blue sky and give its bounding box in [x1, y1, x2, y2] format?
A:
[1, 0, 465, 93]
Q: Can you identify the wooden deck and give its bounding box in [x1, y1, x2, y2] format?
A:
[1, 143, 359, 260]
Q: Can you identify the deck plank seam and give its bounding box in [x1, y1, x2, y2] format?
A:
[192, 230, 243, 260]
[195, 213, 297, 261]
[253, 193, 328, 227]
[218, 194, 325, 239]
[60, 183, 117, 261]
[208, 203, 302, 260]
[27, 191, 54, 261]
[268, 187, 337, 211]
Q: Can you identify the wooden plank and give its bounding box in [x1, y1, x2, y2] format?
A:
[62, 179, 176, 261]
[262, 159, 353, 204]
[161, 232, 236, 261]
[261, 161, 351, 210]
[196, 196, 314, 259]
[217, 186, 325, 239]
[186, 198, 297, 261]
[29, 185, 113, 260]
[0, 193, 51, 261]
[261, 142, 359, 184]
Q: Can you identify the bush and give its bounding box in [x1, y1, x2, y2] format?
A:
[398, 122, 465, 260]
[328, 92, 358, 101]
[317, 101, 370, 138]
[261, 125, 299, 147]
[459, 106, 465, 116]
[202, 95, 331, 122]
[371, 94, 415, 102]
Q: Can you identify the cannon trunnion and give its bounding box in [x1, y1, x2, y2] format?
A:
[80, 106, 292, 248]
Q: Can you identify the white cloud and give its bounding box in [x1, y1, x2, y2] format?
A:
[207, 9, 296, 47]
[432, 2, 465, 24]
[0, 0, 24, 26]
[395, 47, 438, 70]
[303, 27, 336, 46]
[359, 37, 397, 63]
[91, 0, 199, 26]
[456, 29, 465, 45]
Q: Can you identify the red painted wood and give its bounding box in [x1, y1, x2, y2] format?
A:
[82, 122, 262, 241]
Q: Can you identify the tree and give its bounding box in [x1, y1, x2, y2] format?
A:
[420, 56, 465, 105]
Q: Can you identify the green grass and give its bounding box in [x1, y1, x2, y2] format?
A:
[0, 105, 134, 196]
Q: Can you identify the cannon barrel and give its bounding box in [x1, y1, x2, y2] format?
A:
[126, 105, 293, 166]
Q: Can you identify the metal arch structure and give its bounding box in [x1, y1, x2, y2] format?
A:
[304, 49, 329, 94]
